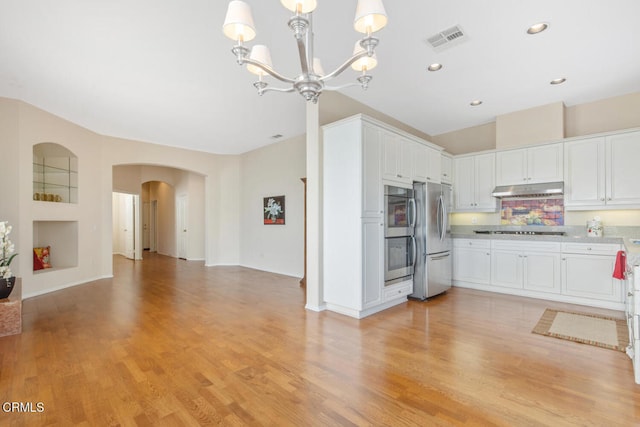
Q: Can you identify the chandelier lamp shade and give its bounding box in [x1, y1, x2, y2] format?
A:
[222, 0, 388, 103]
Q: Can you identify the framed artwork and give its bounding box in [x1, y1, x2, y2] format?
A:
[264, 196, 285, 225]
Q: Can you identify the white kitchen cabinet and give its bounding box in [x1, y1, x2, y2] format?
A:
[362, 124, 384, 217]
[382, 131, 413, 185]
[441, 153, 453, 184]
[453, 237, 624, 310]
[564, 130, 640, 209]
[490, 241, 561, 293]
[561, 242, 623, 303]
[425, 145, 442, 183]
[383, 280, 413, 301]
[324, 115, 429, 318]
[362, 218, 384, 308]
[412, 143, 441, 184]
[496, 143, 563, 186]
[453, 239, 491, 285]
[412, 142, 428, 183]
[453, 153, 497, 212]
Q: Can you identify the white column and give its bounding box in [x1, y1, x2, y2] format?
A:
[305, 100, 324, 311]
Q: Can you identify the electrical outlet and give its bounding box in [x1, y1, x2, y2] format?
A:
[471, 216, 477, 224]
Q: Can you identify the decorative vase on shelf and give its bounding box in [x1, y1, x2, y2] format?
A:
[0, 276, 16, 299]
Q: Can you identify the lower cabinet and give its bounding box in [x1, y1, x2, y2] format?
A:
[453, 239, 491, 285]
[491, 241, 561, 293]
[453, 238, 624, 310]
[383, 280, 413, 301]
[561, 242, 622, 303]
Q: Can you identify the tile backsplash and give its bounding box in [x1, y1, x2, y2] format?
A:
[500, 198, 564, 226]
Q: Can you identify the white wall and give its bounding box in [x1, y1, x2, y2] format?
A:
[239, 135, 306, 277]
[0, 97, 243, 298]
[103, 136, 241, 270]
[112, 165, 206, 261]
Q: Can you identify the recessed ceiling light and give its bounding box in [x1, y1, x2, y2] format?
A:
[550, 78, 566, 85]
[470, 100, 483, 106]
[427, 63, 442, 72]
[527, 22, 549, 34]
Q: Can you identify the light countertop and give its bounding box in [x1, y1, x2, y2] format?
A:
[451, 225, 640, 265]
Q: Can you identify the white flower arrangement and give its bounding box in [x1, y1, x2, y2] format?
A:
[0, 221, 18, 279]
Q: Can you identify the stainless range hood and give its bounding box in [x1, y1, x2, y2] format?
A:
[491, 181, 564, 198]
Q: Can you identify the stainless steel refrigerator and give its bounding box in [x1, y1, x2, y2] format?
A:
[410, 182, 453, 300]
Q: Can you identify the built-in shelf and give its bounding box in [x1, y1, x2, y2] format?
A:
[33, 143, 78, 204]
[32, 221, 78, 273]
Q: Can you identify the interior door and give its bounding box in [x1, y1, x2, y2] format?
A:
[122, 193, 135, 260]
[177, 195, 187, 260]
[143, 202, 150, 250]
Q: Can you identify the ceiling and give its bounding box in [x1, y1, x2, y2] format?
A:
[1, 1, 639, 155]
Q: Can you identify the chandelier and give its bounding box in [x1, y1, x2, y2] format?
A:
[222, 0, 388, 103]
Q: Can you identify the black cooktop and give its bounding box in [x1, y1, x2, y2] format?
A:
[474, 230, 566, 236]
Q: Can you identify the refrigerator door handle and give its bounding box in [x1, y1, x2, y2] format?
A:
[411, 236, 417, 269]
[437, 195, 445, 241]
[409, 197, 417, 229]
[430, 253, 450, 261]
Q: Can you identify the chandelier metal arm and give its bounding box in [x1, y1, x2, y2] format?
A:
[261, 86, 296, 94]
[319, 50, 369, 82]
[241, 57, 297, 84]
[322, 82, 360, 91]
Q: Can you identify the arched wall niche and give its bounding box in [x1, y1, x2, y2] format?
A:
[32, 142, 78, 204]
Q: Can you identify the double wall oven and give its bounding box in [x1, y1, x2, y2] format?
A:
[384, 185, 416, 285]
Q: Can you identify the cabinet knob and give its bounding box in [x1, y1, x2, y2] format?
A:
[607, 197, 612, 201]
[601, 198, 605, 201]
[629, 292, 634, 297]
[587, 247, 592, 251]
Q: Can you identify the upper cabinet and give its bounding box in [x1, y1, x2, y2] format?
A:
[496, 143, 563, 186]
[453, 152, 497, 212]
[412, 143, 441, 184]
[381, 130, 413, 185]
[441, 153, 453, 184]
[381, 128, 443, 186]
[564, 130, 640, 209]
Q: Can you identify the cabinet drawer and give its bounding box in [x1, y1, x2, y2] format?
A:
[384, 281, 413, 300]
[454, 238, 491, 249]
[561, 242, 620, 255]
[492, 240, 561, 252]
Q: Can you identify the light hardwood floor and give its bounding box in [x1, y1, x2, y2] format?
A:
[1, 253, 639, 426]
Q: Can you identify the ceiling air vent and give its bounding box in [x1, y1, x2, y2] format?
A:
[426, 25, 468, 51]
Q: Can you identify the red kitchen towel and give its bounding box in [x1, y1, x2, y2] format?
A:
[612, 250, 626, 279]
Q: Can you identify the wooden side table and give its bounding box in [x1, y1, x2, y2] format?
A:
[0, 278, 22, 337]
